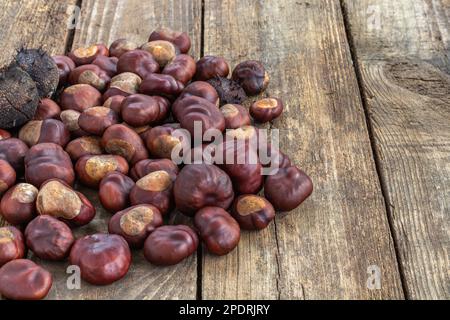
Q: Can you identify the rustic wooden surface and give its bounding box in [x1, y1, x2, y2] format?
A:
[342, 0, 450, 300]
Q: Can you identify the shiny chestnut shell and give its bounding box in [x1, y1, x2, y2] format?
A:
[99, 171, 135, 213]
[0, 183, 38, 225]
[232, 60, 270, 95]
[231, 195, 275, 230]
[0, 226, 25, 267]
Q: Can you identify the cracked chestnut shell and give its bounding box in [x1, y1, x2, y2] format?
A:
[130, 159, 179, 182]
[250, 97, 283, 123]
[194, 206, 240, 255]
[108, 204, 163, 248]
[78, 106, 119, 135]
[0, 226, 25, 267]
[0, 138, 28, 173]
[232, 60, 270, 95]
[162, 54, 196, 85]
[69, 233, 131, 285]
[174, 164, 234, 216]
[231, 195, 275, 230]
[19, 119, 70, 147]
[144, 225, 199, 265]
[149, 28, 191, 54]
[195, 56, 229, 81]
[207, 77, 247, 106]
[179, 81, 219, 106]
[75, 154, 129, 188]
[117, 50, 159, 79]
[0, 159, 16, 195]
[220, 104, 251, 129]
[0, 259, 52, 300]
[0, 183, 38, 225]
[99, 171, 135, 213]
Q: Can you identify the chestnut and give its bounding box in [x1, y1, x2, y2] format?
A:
[141, 40, 178, 68]
[75, 154, 129, 188]
[25, 143, 75, 188]
[109, 38, 138, 58]
[130, 159, 179, 182]
[0, 259, 52, 300]
[69, 233, 131, 285]
[34, 98, 61, 120]
[250, 98, 283, 123]
[103, 72, 142, 101]
[117, 50, 159, 79]
[221, 104, 251, 129]
[0, 183, 38, 225]
[0, 159, 16, 195]
[19, 119, 70, 147]
[92, 55, 118, 77]
[144, 225, 198, 265]
[99, 171, 135, 213]
[78, 106, 119, 135]
[264, 166, 313, 211]
[225, 125, 259, 143]
[108, 204, 163, 248]
[231, 195, 275, 230]
[145, 125, 189, 159]
[52, 55, 76, 86]
[194, 206, 240, 255]
[179, 81, 219, 106]
[0, 138, 29, 173]
[69, 44, 109, 66]
[130, 170, 174, 215]
[162, 54, 196, 85]
[60, 84, 102, 112]
[139, 73, 184, 99]
[0, 226, 25, 267]
[207, 76, 247, 106]
[149, 28, 191, 54]
[120, 94, 167, 127]
[25, 215, 74, 261]
[102, 124, 149, 165]
[37, 179, 95, 227]
[69, 64, 111, 91]
[174, 164, 234, 216]
[59, 109, 88, 137]
[103, 95, 126, 114]
[65, 136, 104, 161]
[232, 60, 270, 95]
[0, 129, 11, 140]
[195, 56, 230, 81]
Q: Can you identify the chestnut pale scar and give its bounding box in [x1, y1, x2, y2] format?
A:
[137, 171, 172, 192]
[120, 206, 154, 236]
[236, 195, 267, 216]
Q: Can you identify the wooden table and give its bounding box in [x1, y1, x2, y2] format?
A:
[0, 0, 448, 300]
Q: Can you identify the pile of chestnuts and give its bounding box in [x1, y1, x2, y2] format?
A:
[0, 27, 313, 300]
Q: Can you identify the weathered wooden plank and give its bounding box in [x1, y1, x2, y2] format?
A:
[202, 0, 404, 299]
[342, 0, 450, 299]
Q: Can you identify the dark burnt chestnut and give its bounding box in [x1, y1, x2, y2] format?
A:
[108, 204, 163, 248]
[264, 166, 313, 211]
[0, 259, 52, 300]
[231, 195, 275, 230]
[0, 183, 38, 225]
[69, 64, 111, 91]
[99, 171, 135, 213]
[162, 54, 196, 85]
[149, 28, 191, 54]
[102, 124, 149, 165]
[65, 136, 104, 161]
[0, 129, 11, 140]
[145, 125, 189, 159]
[120, 94, 167, 127]
[25, 143, 75, 188]
[75, 155, 129, 188]
[250, 98, 283, 123]
[0, 159, 16, 195]
[68, 44, 109, 66]
[109, 38, 138, 58]
[37, 179, 96, 227]
[103, 72, 142, 101]
[0, 138, 29, 173]
[0, 226, 25, 267]
[178, 81, 219, 106]
[103, 95, 126, 114]
[194, 206, 240, 255]
[69, 233, 131, 285]
[139, 73, 184, 99]
[144, 225, 198, 265]
[232, 60, 270, 95]
[34, 98, 61, 120]
[52, 55, 76, 86]
[221, 104, 251, 129]
[25, 215, 74, 261]
[59, 109, 88, 137]
[195, 56, 230, 81]
[174, 164, 234, 216]
[92, 55, 118, 77]
[78, 106, 119, 135]
[117, 50, 159, 79]
[130, 159, 179, 182]
[141, 40, 178, 68]
[19, 119, 70, 147]
[207, 77, 247, 106]
[60, 84, 102, 112]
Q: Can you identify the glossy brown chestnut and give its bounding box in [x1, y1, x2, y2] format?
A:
[0, 183, 38, 225]
[0, 129, 11, 140]
[108, 204, 163, 248]
[250, 98, 283, 123]
[117, 50, 159, 79]
[69, 233, 131, 285]
[59, 109, 88, 137]
[139, 73, 184, 99]
[0, 138, 29, 173]
[149, 28, 191, 54]
[0, 259, 52, 300]
[195, 56, 230, 81]
[162, 54, 196, 85]
[92, 55, 118, 77]
[34, 98, 61, 120]
[103, 72, 142, 101]
[130, 159, 179, 182]
[144, 225, 199, 265]
[141, 40, 178, 68]
[37, 179, 96, 227]
[194, 206, 240, 255]
[69, 64, 111, 91]
[174, 164, 234, 216]
[19, 119, 70, 147]
[101, 124, 149, 165]
[60, 84, 102, 112]
[0, 159, 16, 195]
[69, 44, 109, 66]
[207, 77, 247, 106]
[145, 125, 189, 159]
[120, 94, 167, 127]
[99, 171, 135, 213]
[25, 143, 75, 187]
[231, 195, 275, 230]
[52, 55, 76, 86]
[178, 81, 219, 106]
[75, 154, 129, 188]
[25, 215, 74, 261]
[103, 95, 126, 114]
[264, 166, 313, 211]
[0, 226, 25, 267]
[78, 106, 119, 135]
[232, 60, 270, 95]
[65, 136, 103, 161]
[109, 38, 138, 58]
[221, 104, 251, 129]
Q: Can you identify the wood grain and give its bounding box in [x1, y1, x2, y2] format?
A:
[202, 0, 404, 299]
[342, 0, 450, 299]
